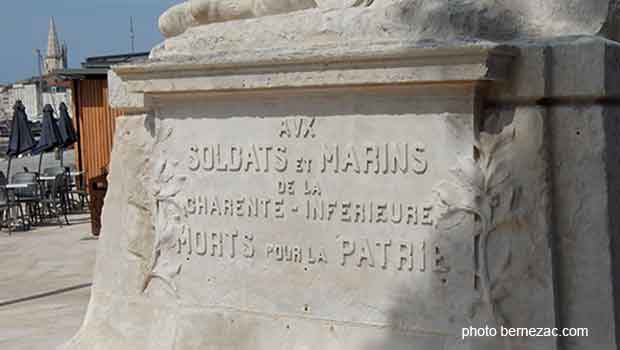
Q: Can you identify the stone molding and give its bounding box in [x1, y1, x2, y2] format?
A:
[110, 41, 516, 111]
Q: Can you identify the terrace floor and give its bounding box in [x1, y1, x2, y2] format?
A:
[0, 213, 96, 350]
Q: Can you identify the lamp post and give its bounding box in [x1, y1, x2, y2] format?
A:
[34, 49, 44, 117]
[130, 16, 136, 53]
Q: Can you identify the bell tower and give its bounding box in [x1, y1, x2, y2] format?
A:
[44, 17, 66, 75]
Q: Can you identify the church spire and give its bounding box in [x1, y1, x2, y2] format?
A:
[44, 17, 66, 75]
[47, 17, 60, 58]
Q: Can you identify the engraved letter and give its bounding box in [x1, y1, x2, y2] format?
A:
[262, 146, 273, 172]
[422, 205, 433, 226]
[341, 144, 361, 173]
[215, 144, 228, 171]
[293, 246, 302, 263]
[353, 203, 366, 223]
[321, 145, 339, 173]
[376, 240, 392, 269]
[177, 225, 192, 255]
[275, 199, 285, 219]
[229, 145, 243, 172]
[229, 231, 239, 258]
[389, 143, 408, 174]
[186, 197, 196, 215]
[376, 203, 388, 223]
[274, 146, 288, 172]
[341, 240, 355, 266]
[235, 199, 245, 217]
[303, 117, 316, 138]
[364, 144, 379, 174]
[317, 248, 328, 264]
[406, 205, 418, 225]
[195, 231, 207, 255]
[244, 144, 261, 172]
[203, 146, 214, 171]
[275, 245, 284, 261]
[358, 239, 375, 267]
[412, 142, 428, 174]
[197, 196, 206, 215]
[279, 119, 292, 138]
[390, 203, 402, 224]
[210, 232, 224, 257]
[242, 233, 255, 258]
[188, 146, 200, 171]
[398, 242, 414, 271]
[417, 241, 426, 272]
[341, 201, 352, 222]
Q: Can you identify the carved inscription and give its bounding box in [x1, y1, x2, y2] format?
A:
[187, 142, 428, 175]
[148, 113, 483, 333]
[177, 228, 255, 258]
[176, 226, 450, 273]
[186, 196, 286, 220]
[175, 116, 456, 277]
[184, 195, 433, 225]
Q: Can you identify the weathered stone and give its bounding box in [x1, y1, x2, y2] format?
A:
[62, 2, 620, 350]
[158, 0, 620, 41]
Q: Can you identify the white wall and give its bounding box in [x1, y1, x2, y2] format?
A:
[0, 87, 10, 119]
[9, 84, 41, 118]
[42, 90, 72, 116]
[6, 83, 72, 120]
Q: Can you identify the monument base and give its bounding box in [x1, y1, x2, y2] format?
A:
[63, 18, 620, 350]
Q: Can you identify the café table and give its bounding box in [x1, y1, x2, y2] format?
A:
[5, 183, 34, 189]
[38, 176, 57, 181]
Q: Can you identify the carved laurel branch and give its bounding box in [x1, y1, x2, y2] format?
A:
[433, 125, 517, 329]
[142, 127, 187, 298]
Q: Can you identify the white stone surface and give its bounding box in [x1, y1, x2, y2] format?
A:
[158, 0, 620, 41]
[108, 70, 144, 111]
[547, 107, 620, 350]
[63, 36, 567, 348]
[117, 43, 514, 96]
[65, 2, 620, 349]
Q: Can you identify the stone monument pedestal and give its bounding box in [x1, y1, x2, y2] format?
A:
[63, 9, 620, 350]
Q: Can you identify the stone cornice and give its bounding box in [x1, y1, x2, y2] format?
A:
[111, 41, 516, 102]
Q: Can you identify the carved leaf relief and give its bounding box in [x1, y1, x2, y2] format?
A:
[142, 127, 187, 298]
[434, 125, 517, 330]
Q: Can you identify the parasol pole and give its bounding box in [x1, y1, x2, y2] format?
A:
[6, 157, 12, 181]
[38, 152, 44, 175]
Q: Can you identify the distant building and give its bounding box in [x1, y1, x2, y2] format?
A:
[0, 17, 71, 121]
[2, 78, 72, 121]
[0, 85, 10, 117]
[0, 18, 73, 121]
[44, 17, 68, 75]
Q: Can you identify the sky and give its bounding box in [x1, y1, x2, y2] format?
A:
[0, 0, 180, 84]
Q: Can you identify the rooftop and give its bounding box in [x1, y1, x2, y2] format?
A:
[82, 52, 150, 69]
[54, 52, 150, 80]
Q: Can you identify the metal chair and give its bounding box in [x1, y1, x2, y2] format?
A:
[40, 172, 71, 225]
[41, 167, 66, 199]
[65, 168, 89, 211]
[11, 172, 42, 227]
[0, 171, 26, 234]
